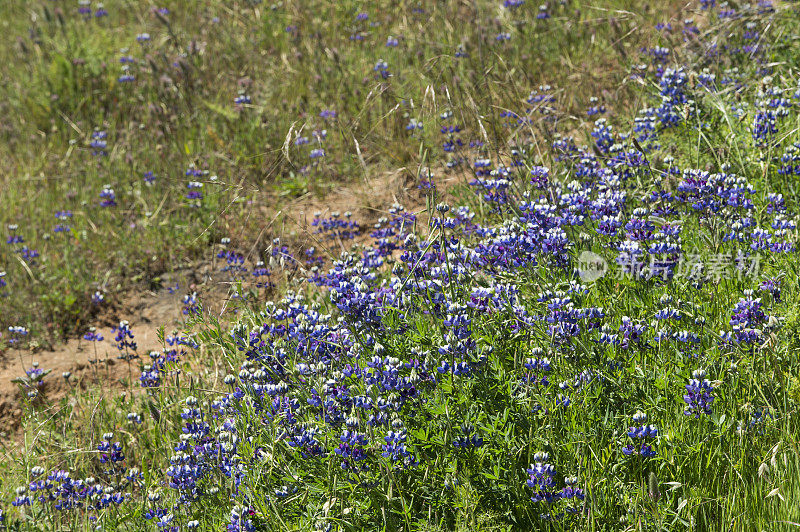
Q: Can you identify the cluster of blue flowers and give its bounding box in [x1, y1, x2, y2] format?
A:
[2, 0, 799, 528]
[623, 412, 658, 458]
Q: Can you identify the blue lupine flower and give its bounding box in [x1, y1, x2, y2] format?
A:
[373, 60, 391, 79]
[186, 181, 204, 201]
[84, 327, 103, 342]
[623, 412, 658, 457]
[526, 452, 557, 503]
[99, 186, 116, 207]
[752, 110, 778, 147]
[182, 292, 201, 316]
[684, 369, 715, 417]
[730, 296, 766, 344]
[90, 130, 107, 156]
[112, 320, 137, 359]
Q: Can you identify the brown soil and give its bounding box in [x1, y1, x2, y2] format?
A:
[0, 272, 204, 436]
[275, 167, 464, 252]
[0, 169, 432, 437]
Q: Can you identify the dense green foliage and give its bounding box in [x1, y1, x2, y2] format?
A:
[3, 1, 800, 531]
[0, 0, 674, 339]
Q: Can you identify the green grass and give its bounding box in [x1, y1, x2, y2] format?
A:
[0, 0, 685, 342]
[4, 1, 800, 531]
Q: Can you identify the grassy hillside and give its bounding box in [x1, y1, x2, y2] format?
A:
[0, 0, 679, 341]
[3, 0, 800, 531]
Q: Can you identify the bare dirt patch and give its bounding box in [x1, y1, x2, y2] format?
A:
[0, 272, 202, 435]
[0, 169, 448, 436]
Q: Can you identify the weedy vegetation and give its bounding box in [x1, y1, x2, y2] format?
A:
[2, 0, 800, 531]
